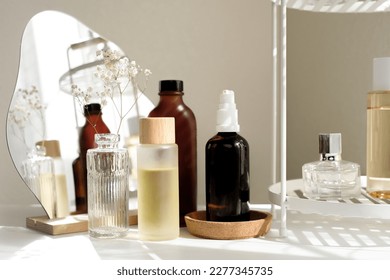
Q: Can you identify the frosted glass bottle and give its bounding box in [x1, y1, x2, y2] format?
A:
[148, 80, 197, 226]
[124, 116, 141, 212]
[367, 57, 390, 198]
[302, 133, 361, 199]
[87, 133, 129, 238]
[206, 90, 250, 222]
[137, 117, 179, 241]
[36, 140, 70, 218]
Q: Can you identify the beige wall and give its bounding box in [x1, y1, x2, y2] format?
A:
[0, 0, 273, 224]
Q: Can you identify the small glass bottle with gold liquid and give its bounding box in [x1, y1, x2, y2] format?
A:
[367, 57, 390, 198]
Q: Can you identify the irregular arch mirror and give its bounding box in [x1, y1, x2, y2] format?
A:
[6, 11, 154, 218]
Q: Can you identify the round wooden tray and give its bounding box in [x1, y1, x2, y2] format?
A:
[184, 210, 272, 240]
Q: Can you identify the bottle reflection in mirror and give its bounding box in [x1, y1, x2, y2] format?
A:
[73, 103, 110, 213]
[21, 145, 56, 219]
[36, 140, 70, 218]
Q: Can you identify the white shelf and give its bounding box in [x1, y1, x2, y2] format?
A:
[268, 177, 390, 219]
[273, 0, 390, 13]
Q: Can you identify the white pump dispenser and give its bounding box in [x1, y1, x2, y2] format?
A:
[216, 90, 240, 132]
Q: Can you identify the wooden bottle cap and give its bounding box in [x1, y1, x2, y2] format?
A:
[36, 140, 61, 158]
[139, 117, 175, 144]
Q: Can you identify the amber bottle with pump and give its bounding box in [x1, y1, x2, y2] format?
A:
[148, 80, 197, 225]
[73, 103, 110, 213]
[206, 90, 250, 222]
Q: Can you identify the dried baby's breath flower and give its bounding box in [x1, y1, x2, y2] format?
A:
[72, 48, 151, 134]
[8, 86, 47, 148]
[144, 69, 152, 77]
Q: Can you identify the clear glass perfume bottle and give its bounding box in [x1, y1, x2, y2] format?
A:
[302, 133, 361, 199]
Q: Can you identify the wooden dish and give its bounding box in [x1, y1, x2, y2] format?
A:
[184, 210, 272, 240]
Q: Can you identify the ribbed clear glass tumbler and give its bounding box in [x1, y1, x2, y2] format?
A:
[87, 133, 129, 238]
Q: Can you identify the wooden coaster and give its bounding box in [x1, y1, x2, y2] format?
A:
[185, 210, 272, 240]
[26, 210, 138, 235]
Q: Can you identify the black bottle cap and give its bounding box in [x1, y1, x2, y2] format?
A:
[159, 80, 183, 92]
[84, 103, 101, 115]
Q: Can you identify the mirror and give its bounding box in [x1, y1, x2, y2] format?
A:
[6, 11, 155, 218]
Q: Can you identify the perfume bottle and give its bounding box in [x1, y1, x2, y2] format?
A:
[302, 133, 361, 199]
[367, 57, 390, 198]
[205, 90, 250, 222]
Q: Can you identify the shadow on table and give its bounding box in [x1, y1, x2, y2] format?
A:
[267, 210, 390, 248]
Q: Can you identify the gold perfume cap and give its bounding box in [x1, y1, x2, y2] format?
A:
[139, 117, 175, 144]
[36, 140, 61, 158]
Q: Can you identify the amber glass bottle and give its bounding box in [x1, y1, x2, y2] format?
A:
[73, 103, 110, 213]
[148, 80, 197, 225]
[206, 90, 250, 222]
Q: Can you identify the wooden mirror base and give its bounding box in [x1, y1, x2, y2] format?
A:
[26, 210, 138, 235]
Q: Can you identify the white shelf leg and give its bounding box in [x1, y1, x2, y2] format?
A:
[280, 0, 288, 238]
[271, 0, 287, 237]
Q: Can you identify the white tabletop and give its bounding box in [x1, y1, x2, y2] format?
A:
[1, 204, 390, 260]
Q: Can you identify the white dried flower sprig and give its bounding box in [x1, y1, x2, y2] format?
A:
[72, 49, 151, 134]
[8, 86, 47, 148]
[72, 85, 108, 108]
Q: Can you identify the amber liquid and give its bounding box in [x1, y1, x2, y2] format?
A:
[73, 112, 110, 213]
[367, 91, 390, 198]
[148, 93, 197, 225]
[72, 157, 86, 213]
[206, 132, 250, 222]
